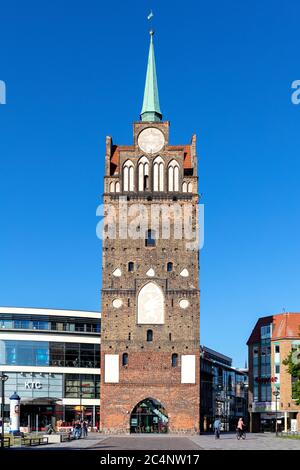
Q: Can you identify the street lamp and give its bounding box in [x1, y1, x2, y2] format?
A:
[273, 388, 280, 436]
[79, 375, 86, 422]
[0, 372, 9, 448]
[80, 392, 83, 421]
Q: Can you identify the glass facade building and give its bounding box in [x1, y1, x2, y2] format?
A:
[247, 313, 300, 433]
[200, 346, 248, 432]
[0, 307, 101, 431]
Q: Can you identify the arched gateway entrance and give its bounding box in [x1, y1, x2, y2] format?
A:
[130, 398, 168, 433]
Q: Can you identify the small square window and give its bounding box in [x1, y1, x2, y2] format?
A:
[167, 262, 173, 272]
[128, 262, 134, 272]
[145, 229, 156, 247]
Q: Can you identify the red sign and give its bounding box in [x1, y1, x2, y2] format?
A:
[255, 377, 278, 383]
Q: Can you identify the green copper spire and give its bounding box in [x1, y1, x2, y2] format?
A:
[141, 30, 162, 122]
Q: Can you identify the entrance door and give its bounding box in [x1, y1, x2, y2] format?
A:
[21, 405, 54, 431]
[130, 398, 168, 433]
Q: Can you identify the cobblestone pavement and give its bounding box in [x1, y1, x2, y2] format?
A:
[26, 433, 300, 451]
[190, 433, 300, 450]
[90, 435, 199, 450]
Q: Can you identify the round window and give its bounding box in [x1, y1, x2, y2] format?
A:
[179, 299, 189, 309]
[112, 298, 123, 309]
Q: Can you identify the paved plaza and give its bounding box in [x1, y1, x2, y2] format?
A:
[21, 433, 300, 451]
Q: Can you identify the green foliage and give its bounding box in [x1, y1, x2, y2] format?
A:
[282, 342, 300, 405]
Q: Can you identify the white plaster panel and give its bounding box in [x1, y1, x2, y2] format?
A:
[104, 354, 119, 383]
[180, 269, 189, 277]
[137, 282, 164, 324]
[112, 268, 122, 277]
[181, 355, 196, 384]
[146, 268, 155, 277]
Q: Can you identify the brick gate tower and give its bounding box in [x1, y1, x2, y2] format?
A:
[100, 30, 200, 434]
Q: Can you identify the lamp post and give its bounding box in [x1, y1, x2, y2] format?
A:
[199, 377, 217, 431]
[1, 372, 9, 448]
[273, 389, 280, 436]
[79, 374, 84, 422]
[80, 392, 83, 421]
[216, 384, 223, 422]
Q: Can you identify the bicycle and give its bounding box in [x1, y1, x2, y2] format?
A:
[236, 428, 246, 440]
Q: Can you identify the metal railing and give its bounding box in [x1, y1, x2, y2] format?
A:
[0, 437, 10, 448]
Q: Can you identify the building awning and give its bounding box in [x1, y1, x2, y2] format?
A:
[20, 397, 61, 406]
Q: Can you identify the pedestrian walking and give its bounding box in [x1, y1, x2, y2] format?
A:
[82, 421, 88, 438]
[236, 417, 246, 440]
[46, 423, 54, 435]
[213, 417, 221, 439]
[74, 421, 82, 439]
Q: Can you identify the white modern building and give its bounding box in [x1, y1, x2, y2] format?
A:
[0, 307, 101, 431]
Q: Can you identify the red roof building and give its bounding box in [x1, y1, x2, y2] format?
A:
[247, 313, 300, 433]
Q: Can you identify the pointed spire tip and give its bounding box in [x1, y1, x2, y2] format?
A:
[140, 27, 162, 122]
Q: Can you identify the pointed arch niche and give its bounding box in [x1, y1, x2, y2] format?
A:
[138, 156, 150, 191]
[168, 160, 180, 192]
[153, 156, 164, 191]
[123, 160, 134, 192]
[137, 282, 164, 324]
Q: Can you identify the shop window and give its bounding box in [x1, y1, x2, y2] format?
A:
[0, 319, 13, 329]
[32, 321, 49, 330]
[14, 320, 30, 329]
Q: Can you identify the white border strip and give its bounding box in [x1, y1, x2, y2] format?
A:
[0, 307, 101, 319]
[0, 365, 101, 374]
[62, 398, 99, 406]
[0, 332, 100, 343]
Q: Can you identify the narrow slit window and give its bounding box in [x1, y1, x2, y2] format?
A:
[167, 262, 173, 272]
[147, 330, 153, 342]
[144, 175, 149, 190]
[172, 353, 178, 367]
[145, 229, 156, 247]
[122, 353, 128, 366]
[128, 262, 134, 272]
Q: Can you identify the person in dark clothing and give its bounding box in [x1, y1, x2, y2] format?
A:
[82, 421, 88, 437]
[213, 418, 221, 439]
[74, 421, 82, 439]
[46, 423, 54, 434]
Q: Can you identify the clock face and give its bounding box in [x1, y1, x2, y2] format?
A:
[138, 127, 165, 154]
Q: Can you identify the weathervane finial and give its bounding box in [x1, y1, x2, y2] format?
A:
[140, 9, 162, 122]
[147, 10, 154, 34]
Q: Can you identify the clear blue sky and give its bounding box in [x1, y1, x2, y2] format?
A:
[0, 1, 299, 367]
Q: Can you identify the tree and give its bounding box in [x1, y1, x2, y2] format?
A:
[282, 328, 300, 405]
